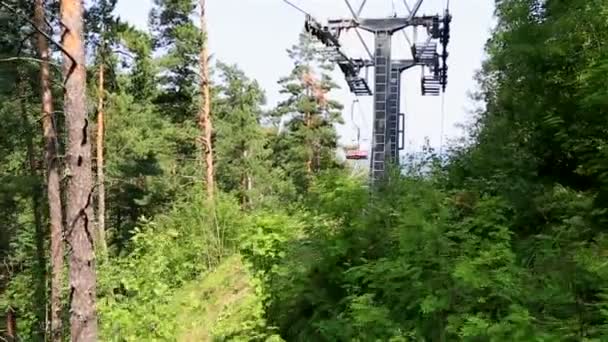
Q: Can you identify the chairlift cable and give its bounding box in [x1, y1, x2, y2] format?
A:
[354, 98, 369, 134]
[281, 0, 313, 17]
[402, 0, 412, 14]
[356, 100, 372, 156]
[439, 91, 446, 157]
[350, 99, 360, 132]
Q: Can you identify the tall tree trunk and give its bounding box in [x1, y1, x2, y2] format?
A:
[34, 1, 65, 340]
[303, 71, 314, 176]
[96, 55, 107, 258]
[305, 113, 312, 175]
[199, 0, 214, 200]
[240, 148, 252, 207]
[17, 70, 47, 342]
[61, 0, 98, 340]
[6, 307, 16, 342]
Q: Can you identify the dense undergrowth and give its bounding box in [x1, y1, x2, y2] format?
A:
[253, 173, 608, 340]
[93, 157, 608, 340]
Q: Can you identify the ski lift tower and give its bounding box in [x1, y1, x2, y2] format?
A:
[305, 0, 451, 183]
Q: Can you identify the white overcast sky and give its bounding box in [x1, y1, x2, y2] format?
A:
[114, 0, 495, 153]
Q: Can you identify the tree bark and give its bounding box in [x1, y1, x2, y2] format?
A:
[17, 69, 47, 342]
[34, 1, 65, 340]
[302, 70, 315, 176]
[199, 0, 214, 200]
[305, 112, 313, 175]
[61, 0, 98, 340]
[96, 54, 107, 258]
[6, 307, 16, 342]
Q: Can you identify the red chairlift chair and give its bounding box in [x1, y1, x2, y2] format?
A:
[345, 99, 369, 160]
[345, 149, 368, 160]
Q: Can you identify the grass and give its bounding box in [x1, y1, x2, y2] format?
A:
[171, 255, 279, 341]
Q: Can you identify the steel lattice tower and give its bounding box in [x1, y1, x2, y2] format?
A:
[304, 0, 451, 182]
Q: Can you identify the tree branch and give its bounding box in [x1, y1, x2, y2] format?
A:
[0, 56, 61, 69]
[112, 49, 134, 59]
[0, 1, 76, 69]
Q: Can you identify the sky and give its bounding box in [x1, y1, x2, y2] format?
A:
[114, 0, 495, 154]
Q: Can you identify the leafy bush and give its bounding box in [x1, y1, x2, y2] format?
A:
[243, 169, 608, 340]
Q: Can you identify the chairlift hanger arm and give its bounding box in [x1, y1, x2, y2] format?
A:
[399, 28, 413, 49]
[357, 0, 367, 17]
[408, 0, 424, 20]
[402, 0, 412, 14]
[343, 0, 359, 21]
[335, 2, 373, 61]
[355, 28, 373, 61]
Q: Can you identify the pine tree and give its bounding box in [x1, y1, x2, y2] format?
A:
[149, 0, 204, 196]
[214, 63, 271, 207]
[273, 31, 343, 191]
[102, 90, 178, 250]
[61, 0, 98, 339]
[95, 23, 179, 252]
[149, 0, 201, 123]
[85, 0, 120, 258]
[0, 1, 51, 339]
[119, 25, 156, 101]
[17, 64, 47, 342]
[198, 0, 214, 200]
[34, 0, 64, 339]
[150, 0, 216, 198]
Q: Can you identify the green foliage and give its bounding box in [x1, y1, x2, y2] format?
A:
[98, 190, 243, 340]
[0, 6, 52, 335]
[0, 197, 47, 340]
[118, 25, 156, 100]
[272, 31, 344, 192]
[145, 0, 203, 200]
[242, 167, 608, 340]
[214, 62, 287, 207]
[85, 0, 121, 90]
[104, 91, 181, 250]
[171, 256, 283, 341]
[149, 0, 202, 123]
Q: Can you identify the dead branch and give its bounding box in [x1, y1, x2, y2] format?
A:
[0, 56, 61, 68]
[0, 1, 76, 69]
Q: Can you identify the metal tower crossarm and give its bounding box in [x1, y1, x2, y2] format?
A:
[305, 15, 374, 96]
[326, 15, 439, 33]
